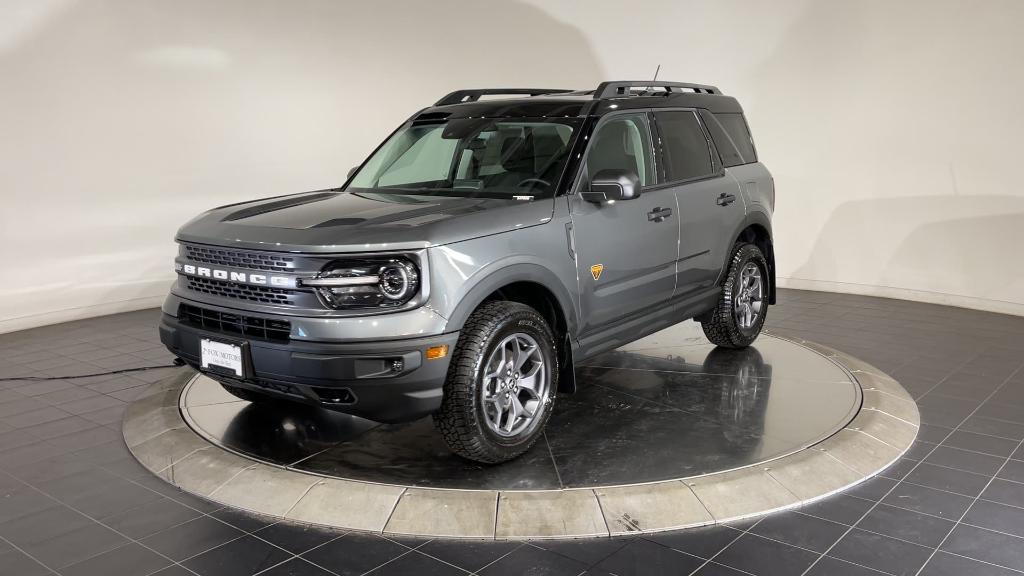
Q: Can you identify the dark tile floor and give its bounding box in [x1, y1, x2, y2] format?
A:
[0, 289, 1021, 576]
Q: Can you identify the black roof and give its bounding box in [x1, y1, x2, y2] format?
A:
[423, 81, 744, 119]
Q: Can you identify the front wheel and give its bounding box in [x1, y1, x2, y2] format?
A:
[434, 301, 558, 464]
[701, 243, 769, 349]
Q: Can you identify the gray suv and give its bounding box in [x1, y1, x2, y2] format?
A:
[159, 80, 776, 463]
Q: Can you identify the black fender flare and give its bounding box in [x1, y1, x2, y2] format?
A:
[733, 209, 776, 305]
[443, 263, 579, 336]
[443, 263, 580, 393]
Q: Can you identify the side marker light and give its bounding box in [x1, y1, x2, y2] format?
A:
[426, 345, 449, 360]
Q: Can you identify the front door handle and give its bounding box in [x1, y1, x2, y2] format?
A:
[716, 193, 737, 206]
[647, 207, 673, 222]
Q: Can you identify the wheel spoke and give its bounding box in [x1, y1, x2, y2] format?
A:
[503, 397, 520, 432]
[522, 359, 542, 379]
[509, 336, 524, 373]
[512, 338, 534, 372]
[487, 401, 504, 429]
[484, 345, 506, 379]
[516, 394, 535, 417]
[519, 374, 541, 399]
[479, 331, 548, 438]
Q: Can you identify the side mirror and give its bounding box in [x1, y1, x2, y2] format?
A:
[581, 169, 641, 203]
[347, 166, 359, 179]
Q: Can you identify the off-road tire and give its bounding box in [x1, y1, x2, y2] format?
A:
[701, 243, 769, 349]
[434, 301, 559, 464]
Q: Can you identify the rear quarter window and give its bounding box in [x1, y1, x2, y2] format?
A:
[699, 110, 742, 167]
[711, 112, 757, 165]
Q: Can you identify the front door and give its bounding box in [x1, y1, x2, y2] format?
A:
[569, 112, 679, 338]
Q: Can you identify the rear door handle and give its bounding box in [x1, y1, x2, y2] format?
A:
[647, 207, 673, 222]
[716, 193, 737, 206]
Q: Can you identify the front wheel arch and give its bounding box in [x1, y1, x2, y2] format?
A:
[444, 266, 578, 393]
[443, 264, 578, 336]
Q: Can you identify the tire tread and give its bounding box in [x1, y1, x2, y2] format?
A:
[701, 243, 769, 349]
[434, 301, 556, 464]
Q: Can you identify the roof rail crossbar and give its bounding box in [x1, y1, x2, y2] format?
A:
[435, 88, 574, 106]
[594, 81, 721, 99]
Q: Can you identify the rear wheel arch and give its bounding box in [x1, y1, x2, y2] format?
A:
[732, 216, 776, 305]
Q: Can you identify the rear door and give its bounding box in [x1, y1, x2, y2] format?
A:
[652, 109, 744, 296]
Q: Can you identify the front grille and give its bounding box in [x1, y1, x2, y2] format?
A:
[186, 276, 297, 306]
[179, 304, 291, 342]
[184, 244, 295, 272]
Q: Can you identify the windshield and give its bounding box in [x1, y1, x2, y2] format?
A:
[347, 117, 582, 199]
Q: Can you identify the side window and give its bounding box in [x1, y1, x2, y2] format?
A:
[654, 111, 715, 182]
[713, 112, 757, 164]
[585, 114, 654, 186]
[699, 110, 744, 167]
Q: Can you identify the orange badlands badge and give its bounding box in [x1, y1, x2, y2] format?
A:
[590, 264, 604, 281]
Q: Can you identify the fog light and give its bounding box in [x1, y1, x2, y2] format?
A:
[390, 359, 404, 373]
[426, 345, 448, 360]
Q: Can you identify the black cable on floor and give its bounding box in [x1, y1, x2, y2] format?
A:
[0, 358, 186, 381]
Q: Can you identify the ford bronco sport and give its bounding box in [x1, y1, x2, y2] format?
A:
[160, 80, 776, 463]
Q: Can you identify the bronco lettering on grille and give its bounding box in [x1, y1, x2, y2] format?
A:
[175, 262, 295, 287]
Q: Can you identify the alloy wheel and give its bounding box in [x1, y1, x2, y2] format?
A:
[733, 262, 764, 330]
[481, 332, 549, 438]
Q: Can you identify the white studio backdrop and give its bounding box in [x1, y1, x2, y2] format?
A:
[1, 0, 1022, 334]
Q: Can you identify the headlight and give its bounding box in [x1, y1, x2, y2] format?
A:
[300, 257, 420, 309]
[378, 261, 416, 301]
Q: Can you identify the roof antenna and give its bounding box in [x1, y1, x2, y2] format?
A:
[643, 64, 661, 95]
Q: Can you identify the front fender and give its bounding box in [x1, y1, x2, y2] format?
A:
[440, 259, 579, 336]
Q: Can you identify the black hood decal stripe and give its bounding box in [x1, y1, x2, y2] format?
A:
[221, 192, 338, 222]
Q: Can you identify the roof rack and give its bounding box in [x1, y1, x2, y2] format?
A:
[435, 88, 574, 106]
[594, 81, 721, 99]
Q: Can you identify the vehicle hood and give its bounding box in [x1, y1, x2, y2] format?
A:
[175, 190, 555, 253]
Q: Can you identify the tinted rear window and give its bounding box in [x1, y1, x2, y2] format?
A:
[713, 112, 757, 165]
[654, 111, 714, 182]
[699, 110, 743, 167]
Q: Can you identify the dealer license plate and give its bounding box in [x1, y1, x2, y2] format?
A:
[200, 339, 244, 377]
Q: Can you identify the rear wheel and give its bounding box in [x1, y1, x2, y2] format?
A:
[435, 301, 558, 463]
[701, 243, 769, 349]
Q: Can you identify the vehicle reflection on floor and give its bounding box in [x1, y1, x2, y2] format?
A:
[182, 323, 858, 490]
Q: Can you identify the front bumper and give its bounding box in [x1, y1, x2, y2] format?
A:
[159, 313, 459, 423]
